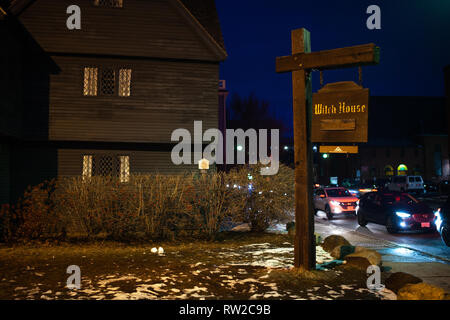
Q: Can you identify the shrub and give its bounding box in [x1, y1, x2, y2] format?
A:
[230, 163, 294, 232]
[0, 180, 65, 242]
[1, 164, 295, 242]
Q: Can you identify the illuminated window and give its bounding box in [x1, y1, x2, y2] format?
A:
[94, 0, 123, 7]
[82, 155, 93, 181]
[83, 67, 98, 96]
[397, 164, 408, 176]
[119, 69, 132, 97]
[384, 165, 394, 176]
[119, 156, 130, 182]
[100, 68, 116, 95]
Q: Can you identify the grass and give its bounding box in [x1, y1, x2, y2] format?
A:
[0, 233, 387, 300]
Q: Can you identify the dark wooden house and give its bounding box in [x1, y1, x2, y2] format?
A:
[0, 0, 227, 203]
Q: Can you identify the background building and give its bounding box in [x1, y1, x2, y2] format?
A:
[313, 95, 448, 184]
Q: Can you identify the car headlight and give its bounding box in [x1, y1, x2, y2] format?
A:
[396, 211, 411, 218]
[330, 200, 340, 206]
[435, 209, 442, 230]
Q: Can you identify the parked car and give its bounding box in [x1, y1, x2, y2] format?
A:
[374, 178, 391, 191]
[435, 197, 450, 246]
[357, 183, 378, 196]
[357, 191, 436, 234]
[387, 175, 424, 194]
[423, 181, 439, 195]
[313, 187, 359, 220]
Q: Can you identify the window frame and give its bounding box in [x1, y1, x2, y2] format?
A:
[92, 0, 124, 9]
[82, 66, 133, 97]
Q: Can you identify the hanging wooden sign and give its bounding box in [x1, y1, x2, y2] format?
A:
[311, 81, 369, 143]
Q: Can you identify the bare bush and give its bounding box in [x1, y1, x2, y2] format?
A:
[1, 164, 295, 242]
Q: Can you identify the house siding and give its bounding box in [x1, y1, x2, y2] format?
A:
[18, 0, 220, 61]
[47, 56, 219, 143]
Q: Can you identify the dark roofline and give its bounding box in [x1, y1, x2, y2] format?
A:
[8, 0, 227, 60]
[8, 0, 35, 15]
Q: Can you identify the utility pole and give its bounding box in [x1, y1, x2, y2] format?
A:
[276, 28, 379, 270]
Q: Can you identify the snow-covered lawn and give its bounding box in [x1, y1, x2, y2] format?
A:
[0, 233, 394, 300]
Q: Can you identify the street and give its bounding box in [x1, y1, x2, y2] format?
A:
[314, 209, 450, 292]
[316, 211, 450, 262]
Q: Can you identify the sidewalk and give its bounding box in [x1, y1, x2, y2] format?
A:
[314, 219, 450, 292]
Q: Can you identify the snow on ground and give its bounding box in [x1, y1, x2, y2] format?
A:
[3, 238, 394, 300]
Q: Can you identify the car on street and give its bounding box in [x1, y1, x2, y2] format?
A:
[357, 183, 378, 196]
[386, 175, 424, 194]
[313, 187, 359, 220]
[357, 191, 436, 233]
[423, 181, 439, 195]
[374, 178, 391, 192]
[435, 197, 450, 246]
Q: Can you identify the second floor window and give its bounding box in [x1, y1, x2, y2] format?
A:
[101, 68, 116, 95]
[119, 69, 132, 97]
[83, 67, 132, 97]
[83, 67, 98, 96]
[94, 0, 123, 8]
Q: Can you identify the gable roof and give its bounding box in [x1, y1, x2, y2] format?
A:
[7, 0, 226, 58]
[179, 0, 225, 51]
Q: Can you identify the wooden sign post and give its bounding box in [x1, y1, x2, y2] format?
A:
[276, 28, 379, 270]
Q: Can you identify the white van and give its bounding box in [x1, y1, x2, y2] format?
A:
[387, 175, 424, 194]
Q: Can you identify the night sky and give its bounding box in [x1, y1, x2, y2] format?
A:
[216, 0, 450, 134]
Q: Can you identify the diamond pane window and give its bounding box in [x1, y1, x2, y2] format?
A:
[101, 68, 115, 95]
[119, 69, 132, 97]
[82, 155, 93, 181]
[94, 155, 114, 176]
[83, 67, 98, 96]
[119, 156, 130, 182]
[94, 0, 123, 8]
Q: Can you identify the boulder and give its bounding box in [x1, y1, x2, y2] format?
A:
[385, 272, 423, 294]
[344, 256, 372, 270]
[345, 248, 382, 266]
[231, 223, 251, 232]
[330, 245, 356, 259]
[321, 235, 351, 253]
[397, 282, 447, 300]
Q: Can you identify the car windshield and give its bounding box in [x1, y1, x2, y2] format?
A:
[382, 193, 418, 205]
[326, 189, 352, 197]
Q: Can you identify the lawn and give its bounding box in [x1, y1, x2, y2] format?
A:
[0, 233, 392, 300]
